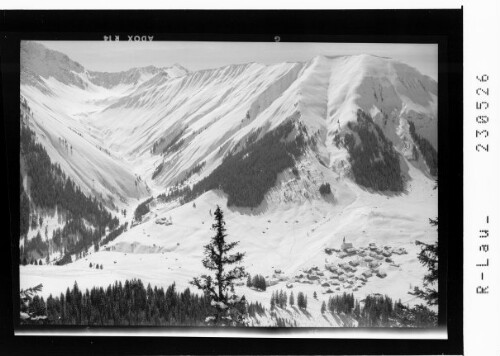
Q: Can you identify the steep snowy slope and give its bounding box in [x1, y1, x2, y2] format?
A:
[21, 42, 437, 201]
[20, 42, 191, 205]
[88, 61, 304, 186]
[20, 84, 149, 207]
[86, 54, 437, 192]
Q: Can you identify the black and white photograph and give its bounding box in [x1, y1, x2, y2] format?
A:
[18, 39, 439, 328]
[0, 7, 468, 355]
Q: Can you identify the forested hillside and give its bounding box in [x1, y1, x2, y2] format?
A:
[343, 110, 404, 192]
[25, 279, 267, 326]
[23, 279, 436, 327]
[408, 121, 438, 176]
[184, 120, 307, 207]
[43, 280, 211, 326]
[20, 100, 119, 264]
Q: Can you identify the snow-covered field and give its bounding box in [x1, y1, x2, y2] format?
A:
[19, 41, 438, 326]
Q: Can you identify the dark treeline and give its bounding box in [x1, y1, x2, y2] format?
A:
[245, 127, 262, 146]
[151, 162, 164, 179]
[270, 290, 289, 309]
[20, 120, 119, 262]
[100, 222, 128, 246]
[325, 292, 437, 327]
[246, 274, 266, 291]
[391, 302, 438, 327]
[21, 123, 118, 229]
[20, 231, 47, 264]
[296, 291, 308, 309]
[184, 120, 307, 208]
[56, 254, 73, 266]
[408, 121, 438, 176]
[319, 182, 332, 196]
[43, 279, 212, 326]
[358, 294, 393, 327]
[166, 138, 185, 155]
[22, 281, 436, 327]
[27, 217, 103, 266]
[134, 197, 153, 222]
[157, 185, 191, 204]
[344, 110, 404, 192]
[327, 292, 356, 315]
[163, 132, 185, 155]
[58, 219, 101, 254]
[25, 279, 267, 326]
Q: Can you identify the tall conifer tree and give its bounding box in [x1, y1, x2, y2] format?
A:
[191, 206, 247, 326]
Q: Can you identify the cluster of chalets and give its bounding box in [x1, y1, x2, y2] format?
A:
[257, 238, 408, 295]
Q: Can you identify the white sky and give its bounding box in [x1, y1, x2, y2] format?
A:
[38, 41, 438, 80]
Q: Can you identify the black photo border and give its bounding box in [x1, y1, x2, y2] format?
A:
[1, 9, 463, 355]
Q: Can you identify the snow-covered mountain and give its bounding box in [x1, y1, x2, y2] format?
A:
[20, 41, 438, 325]
[21, 42, 437, 196]
[21, 41, 189, 92]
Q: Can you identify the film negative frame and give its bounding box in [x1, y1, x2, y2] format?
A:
[0, 9, 463, 355]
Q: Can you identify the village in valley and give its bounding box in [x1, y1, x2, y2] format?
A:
[260, 237, 408, 295]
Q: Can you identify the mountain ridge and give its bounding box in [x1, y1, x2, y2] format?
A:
[21, 41, 189, 91]
[20, 41, 438, 205]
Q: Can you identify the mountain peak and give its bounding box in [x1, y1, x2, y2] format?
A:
[169, 63, 190, 72]
[161, 64, 189, 78]
[21, 42, 191, 90]
[21, 41, 87, 89]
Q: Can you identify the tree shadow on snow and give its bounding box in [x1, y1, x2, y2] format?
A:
[322, 313, 331, 323]
[299, 308, 312, 319]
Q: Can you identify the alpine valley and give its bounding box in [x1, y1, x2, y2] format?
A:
[19, 41, 438, 327]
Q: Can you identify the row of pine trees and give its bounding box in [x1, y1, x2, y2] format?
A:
[23, 278, 436, 327]
[318, 292, 436, 327]
[29, 280, 212, 326]
[246, 274, 266, 291]
[270, 290, 308, 310]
